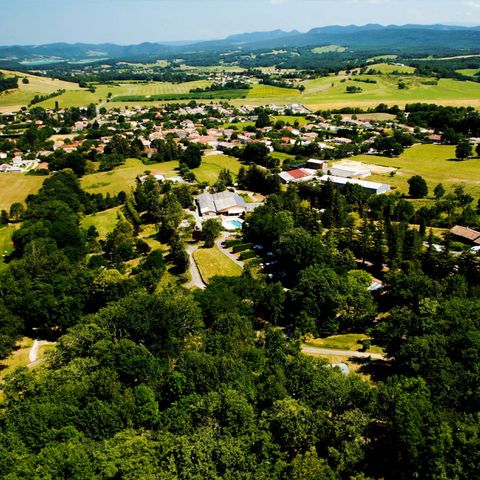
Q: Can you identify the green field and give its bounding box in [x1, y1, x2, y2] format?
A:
[112, 88, 249, 102]
[194, 155, 243, 184]
[193, 245, 243, 283]
[344, 144, 480, 200]
[0, 174, 45, 211]
[0, 224, 19, 269]
[304, 333, 383, 354]
[312, 45, 346, 54]
[457, 68, 480, 78]
[366, 62, 416, 74]
[4, 67, 480, 113]
[81, 206, 123, 239]
[0, 70, 79, 112]
[81, 159, 178, 195]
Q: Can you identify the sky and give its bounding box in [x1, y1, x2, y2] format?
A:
[1, 0, 480, 45]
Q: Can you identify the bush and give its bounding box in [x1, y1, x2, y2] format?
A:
[239, 250, 256, 260]
[232, 243, 254, 253]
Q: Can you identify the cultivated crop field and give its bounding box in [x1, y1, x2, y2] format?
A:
[343, 144, 480, 200]
[0, 173, 45, 211]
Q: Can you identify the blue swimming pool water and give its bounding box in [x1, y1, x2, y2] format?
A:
[230, 220, 243, 228]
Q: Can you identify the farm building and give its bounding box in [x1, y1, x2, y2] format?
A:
[197, 191, 247, 216]
[325, 164, 371, 179]
[279, 168, 317, 184]
[450, 225, 480, 246]
[319, 175, 391, 195]
[306, 159, 328, 171]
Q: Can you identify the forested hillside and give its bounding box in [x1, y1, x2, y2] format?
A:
[0, 167, 479, 479]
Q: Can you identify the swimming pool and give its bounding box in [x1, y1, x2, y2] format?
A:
[230, 220, 243, 228]
[223, 218, 244, 230]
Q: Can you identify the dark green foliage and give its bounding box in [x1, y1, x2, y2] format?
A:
[408, 175, 429, 198]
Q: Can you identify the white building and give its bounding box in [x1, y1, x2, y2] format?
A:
[319, 175, 391, 195]
[197, 191, 247, 216]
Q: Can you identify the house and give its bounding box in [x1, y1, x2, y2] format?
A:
[0, 163, 23, 173]
[319, 175, 391, 195]
[196, 191, 247, 216]
[450, 225, 480, 246]
[279, 168, 317, 184]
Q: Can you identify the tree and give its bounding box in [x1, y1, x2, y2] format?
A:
[476, 143, 480, 157]
[255, 110, 271, 128]
[433, 183, 445, 199]
[241, 142, 270, 166]
[202, 218, 223, 248]
[0, 209, 8, 225]
[456, 139, 472, 161]
[9, 202, 24, 222]
[181, 144, 202, 169]
[408, 175, 428, 198]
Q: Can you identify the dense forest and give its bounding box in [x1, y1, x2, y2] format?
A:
[0, 153, 479, 478]
[0, 73, 17, 93]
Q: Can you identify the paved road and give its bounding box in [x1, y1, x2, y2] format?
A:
[302, 346, 385, 360]
[27, 340, 55, 368]
[186, 245, 206, 290]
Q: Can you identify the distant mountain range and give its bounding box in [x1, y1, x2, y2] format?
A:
[2, 24, 480, 63]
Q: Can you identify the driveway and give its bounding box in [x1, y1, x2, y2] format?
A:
[186, 244, 206, 290]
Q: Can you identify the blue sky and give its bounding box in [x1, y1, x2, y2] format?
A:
[2, 0, 480, 45]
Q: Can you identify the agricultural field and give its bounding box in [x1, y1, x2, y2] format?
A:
[193, 245, 243, 283]
[342, 144, 480, 200]
[0, 69, 78, 112]
[312, 45, 346, 54]
[365, 62, 416, 74]
[81, 206, 123, 240]
[457, 68, 480, 78]
[38, 80, 212, 109]
[0, 173, 45, 211]
[193, 154, 242, 184]
[81, 158, 178, 195]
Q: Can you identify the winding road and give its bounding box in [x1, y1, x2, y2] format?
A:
[186, 244, 206, 290]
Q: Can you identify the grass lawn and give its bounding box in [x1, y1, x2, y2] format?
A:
[304, 333, 384, 354]
[0, 224, 19, 254]
[194, 155, 243, 184]
[0, 174, 45, 211]
[81, 158, 178, 195]
[344, 144, 480, 201]
[274, 115, 310, 126]
[271, 151, 297, 165]
[193, 245, 243, 283]
[81, 206, 123, 239]
[457, 68, 480, 78]
[0, 338, 55, 385]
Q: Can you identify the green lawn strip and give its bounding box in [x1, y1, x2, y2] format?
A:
[193, 245, 243, 284]
[304, 333, 384, 354]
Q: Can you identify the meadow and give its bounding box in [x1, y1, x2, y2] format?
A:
[342, 144, 480, 200]
[81, 206, 123, 239]
[0, 174, 45, 211]
[193, 154, 242, 184]
[193, 245, 243, 283]
[81, 158, 178, 195]
[0, 69, 78, 112]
